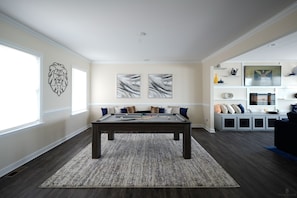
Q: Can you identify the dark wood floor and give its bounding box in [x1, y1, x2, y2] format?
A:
[0, 128, 297, 198]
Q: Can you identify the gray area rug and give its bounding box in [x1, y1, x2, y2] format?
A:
[40, 133, 239, 188]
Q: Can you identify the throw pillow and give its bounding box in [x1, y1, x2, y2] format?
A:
[170, 106, 180, 114]
[226, 104, 235, 114]
[238, 104, 245, 113]
[127, 106, 136, 113]
[220, 104, 228, 114]
[101, 108, 108, 116]
[165, 107, 172, 113]
[120, 108, 128, 113]
[287, 112, 297, 122]
[159, 107, 165, 113]
[151, 106, 159, 113]
[291, 104, 297, 113]
[214, 104, 221, 113]
[180, 107, 189, 119]
[232, 104, 241, 114]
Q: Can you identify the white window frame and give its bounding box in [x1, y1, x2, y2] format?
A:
[71, 67, 88, 115]
[0, 41, 43, 135]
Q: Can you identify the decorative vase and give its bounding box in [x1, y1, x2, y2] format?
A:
[214, 73, 219, 84]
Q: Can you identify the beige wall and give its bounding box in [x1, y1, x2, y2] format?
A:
[0, 16, 90, 176]
[90, 63, 204, 127]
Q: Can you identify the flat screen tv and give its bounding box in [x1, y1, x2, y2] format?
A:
[244, 65, 282, 86]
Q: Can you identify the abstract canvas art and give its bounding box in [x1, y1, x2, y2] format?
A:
[148, 74, 172, 98]
[117, 74, 141, 98]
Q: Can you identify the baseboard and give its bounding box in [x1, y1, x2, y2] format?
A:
[0, 126, 89, 178]
[203, 125, 216, 133]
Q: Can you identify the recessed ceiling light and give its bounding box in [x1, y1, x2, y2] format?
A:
[268, 43, 277, 47]
[140, 32, 147, 36]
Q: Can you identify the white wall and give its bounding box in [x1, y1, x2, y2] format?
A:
[90, 63, 204, 127]
[0, 15, 90, 177]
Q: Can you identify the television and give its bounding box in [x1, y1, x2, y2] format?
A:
[244, 65, 282, 86]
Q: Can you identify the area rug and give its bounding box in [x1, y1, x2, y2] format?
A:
[265, 146, 297, 162]
[40, 134, 239, 188]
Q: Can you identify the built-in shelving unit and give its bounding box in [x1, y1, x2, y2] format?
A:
[213, 62, 297, 131]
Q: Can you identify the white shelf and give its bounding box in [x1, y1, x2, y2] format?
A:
[214, 98, 247, 101]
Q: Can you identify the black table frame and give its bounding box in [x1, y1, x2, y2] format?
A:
[92, 114, 192, 159]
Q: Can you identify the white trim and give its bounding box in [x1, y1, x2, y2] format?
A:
[0, 121, 43, 137]
[91, 60, 200, 65]
[0, 126, 89, 178]
[203, 125, 216, 133]
[90, 102, 204, 107]
[43, 107, 71, 115]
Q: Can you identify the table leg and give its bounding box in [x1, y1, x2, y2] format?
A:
[108, 131, 114, 140]
[174, 131, 179, 140]
[183, 125, 191, 159]
[92, 124, 101, 159]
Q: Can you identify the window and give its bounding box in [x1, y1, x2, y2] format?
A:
[0, 43, 41, 133]
[72, 68, 87, 114]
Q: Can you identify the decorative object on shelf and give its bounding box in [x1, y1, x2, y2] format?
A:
[230, 68, 238, 76]
[265, 109, 279, 114]
[288, 66, 297, 76]
[221, 92, 233, 99]
[214, 73, 219, 84]
[218, 79, 224, 83]
[48, 62, 68, 96]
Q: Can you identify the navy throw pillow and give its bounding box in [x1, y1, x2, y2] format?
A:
[238, 104, 245, 113]
[291, 104, 297, 113]
[180, 108, 189, 119]
[159, 108, 165, 113]
[101, 108, 108, 116]
[120, 108, 128, 113]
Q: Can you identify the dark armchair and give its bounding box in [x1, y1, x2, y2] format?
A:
[274, 112, 297, 156]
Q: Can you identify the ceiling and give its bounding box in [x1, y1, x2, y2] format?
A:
[0, 0, 296, 63]
[230, 30, 297, 62]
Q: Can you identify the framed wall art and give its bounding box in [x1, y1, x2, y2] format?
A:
[117, 74, 141, 98]
[148, 74, 172, 98]
[244, 65, 281, 86]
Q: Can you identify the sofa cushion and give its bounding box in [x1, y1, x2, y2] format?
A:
[287, 112, 297, 122]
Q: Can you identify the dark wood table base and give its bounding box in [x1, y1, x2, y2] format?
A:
[92, 115, 192, 159]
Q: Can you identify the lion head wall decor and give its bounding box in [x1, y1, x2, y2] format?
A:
[48, 62, 68, 96]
